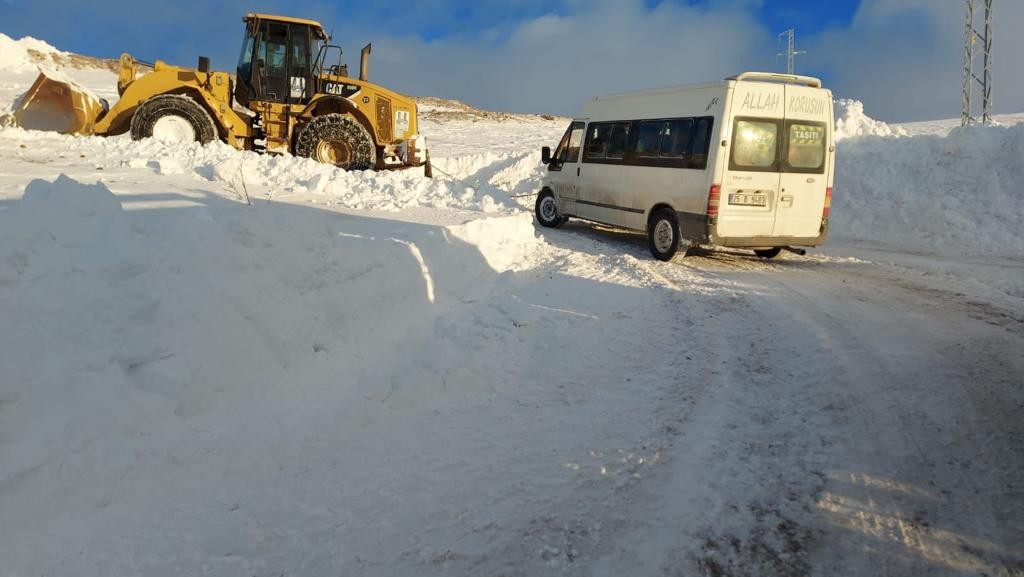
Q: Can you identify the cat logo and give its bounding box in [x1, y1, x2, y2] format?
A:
[323, 82, 359, 98]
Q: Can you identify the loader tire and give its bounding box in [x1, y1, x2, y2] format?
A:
[295, 114, 376, 171]
[130, 94, 217, 144]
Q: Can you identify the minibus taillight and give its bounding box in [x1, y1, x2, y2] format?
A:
[823, 187, 832, 218]
[707, 184, 722, 217]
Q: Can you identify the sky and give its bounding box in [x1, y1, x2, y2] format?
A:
[1, 0, 1022, 122]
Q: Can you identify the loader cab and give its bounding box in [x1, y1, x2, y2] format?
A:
[235, 14, 327, 107]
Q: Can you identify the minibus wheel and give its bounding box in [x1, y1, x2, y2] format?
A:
[535, 190, 563, 228]
[754, 248, 783, 259]
[648, 208, 680, 261]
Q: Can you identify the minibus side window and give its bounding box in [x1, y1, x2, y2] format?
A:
[784, 122, 826, 173]
[730, 118, 779, 172]
[635, 121, 665, 158]
[606, 123, 630, 159]
[660, 119, 693, 159]
[584, 123, 613, 160]
[689, 117, 714, 169]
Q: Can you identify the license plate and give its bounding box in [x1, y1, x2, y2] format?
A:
[728, 193, 768, 207]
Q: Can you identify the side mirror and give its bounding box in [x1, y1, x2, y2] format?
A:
[541, 146, 552, 165]
[198, 56, 210, 73]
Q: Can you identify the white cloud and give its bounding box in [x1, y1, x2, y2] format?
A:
[341, 0, 772, 116]
[805, 0, 1024, 122]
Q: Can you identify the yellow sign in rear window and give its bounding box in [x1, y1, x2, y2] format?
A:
[787, 123, 825, 169]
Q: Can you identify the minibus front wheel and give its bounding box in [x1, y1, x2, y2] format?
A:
[535, 190, 566, 228]
[648, 208, 681, 261]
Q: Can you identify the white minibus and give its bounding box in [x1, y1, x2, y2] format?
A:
[536, 72, 835, 260]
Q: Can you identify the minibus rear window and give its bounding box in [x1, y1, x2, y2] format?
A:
[731, 119, 779, 171]
[786, 123, 826, 171]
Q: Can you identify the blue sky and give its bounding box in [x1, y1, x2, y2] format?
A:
[1, 1, 1021, 121]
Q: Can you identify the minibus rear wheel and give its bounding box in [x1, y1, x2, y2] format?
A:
[754, 248, 783, 259]
[648, 208, 680, 261]
[535, 190, 564, 228]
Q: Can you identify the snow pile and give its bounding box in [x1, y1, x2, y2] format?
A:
[0, 173, 517, 484]
[0, 127, 538, 213]
[0, 173, 565, 572]
[0, 33, 65, 73]
[448, 213, 546, 272]
[834, 99, 907, 141]
[0, 33, 119, 114]
[835, 119, 1024, 256]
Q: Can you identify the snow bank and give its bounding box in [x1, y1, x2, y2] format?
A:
[834, 99, 907, 141]
[447, 213, 546, 272]
[0, 173, 522, 484]
[835, 113, 1024, 256]
[0, 33, 65, 73]
[0, 127, 535, 213]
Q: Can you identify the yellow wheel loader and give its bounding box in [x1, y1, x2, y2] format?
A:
[13, 13, 431, 175]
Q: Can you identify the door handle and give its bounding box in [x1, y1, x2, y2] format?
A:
[577, 167, 580, 177]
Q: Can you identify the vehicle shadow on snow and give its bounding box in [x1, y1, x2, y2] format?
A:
[544, 218, 836, 272]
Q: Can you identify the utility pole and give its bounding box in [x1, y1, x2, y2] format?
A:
[777, 29, 806, 75]
[962, 0, 994, 125]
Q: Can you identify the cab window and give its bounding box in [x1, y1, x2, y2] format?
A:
[261, 23, 288, 75]
[237, 24, 255, 80]
[549, 121, 585, 171]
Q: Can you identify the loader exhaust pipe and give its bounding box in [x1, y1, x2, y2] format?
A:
[359, 43, 372, 82]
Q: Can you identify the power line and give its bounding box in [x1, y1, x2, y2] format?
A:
[962, 0, 994, 125]
[777, 29, 806, 75]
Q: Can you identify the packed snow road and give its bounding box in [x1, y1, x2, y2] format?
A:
[528, 223, 1024, 577]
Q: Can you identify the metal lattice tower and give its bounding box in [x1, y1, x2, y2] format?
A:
[777, 29, 806, 75]
[962, 0, 994, 125]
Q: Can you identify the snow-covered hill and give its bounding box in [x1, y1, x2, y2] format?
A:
[1, 33, 1022, 577]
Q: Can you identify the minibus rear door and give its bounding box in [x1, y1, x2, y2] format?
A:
[774, 85, 830, 238]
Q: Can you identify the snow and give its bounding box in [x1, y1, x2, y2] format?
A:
[0, 33, 119, 114]
[0, 33, 66, 73]
[898, 112, 1024, 137]
[833, 102, 1024, 257]
[834, 98, 907, 140]
[1, 35, 1022, 577]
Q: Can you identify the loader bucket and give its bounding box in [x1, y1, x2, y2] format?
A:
[13, 71, 106, 135]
